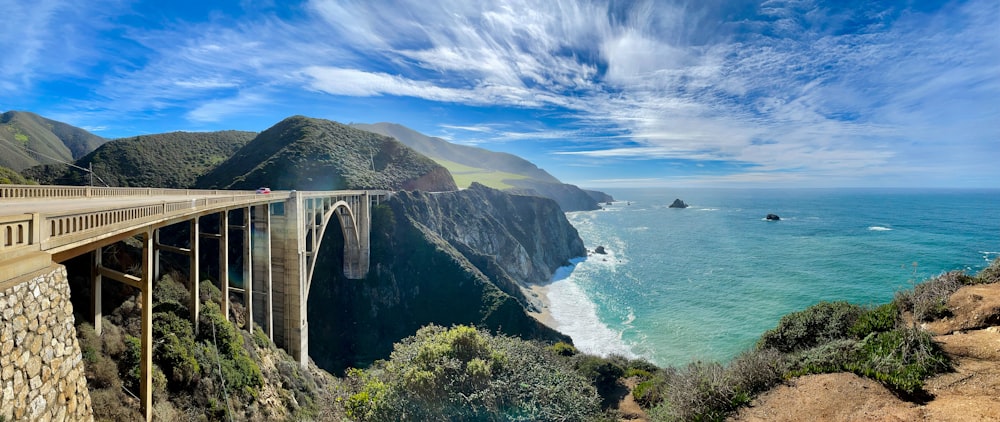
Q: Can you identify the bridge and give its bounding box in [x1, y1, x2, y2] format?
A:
[0, 184, 388, 420]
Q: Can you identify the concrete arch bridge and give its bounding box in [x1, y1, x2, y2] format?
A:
[0, 185, 389, 420]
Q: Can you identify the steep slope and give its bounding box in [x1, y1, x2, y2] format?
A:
[200, 116, 456, 191]
[352, 122, 609, 211]
[26, 130, 256, 188]
[307, 184, 579, 372]
[0, 165, 31, 184]
[0, 111, 107, 171]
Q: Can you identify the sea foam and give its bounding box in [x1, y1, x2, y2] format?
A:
[545, 260, 637, 359]
[868, 226, 893, 231]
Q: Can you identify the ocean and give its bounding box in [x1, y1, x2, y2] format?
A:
[543, 188, 1000, 367]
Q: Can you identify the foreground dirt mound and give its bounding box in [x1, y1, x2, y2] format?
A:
[731, 373, 921, 421]
[731, 283, 1000, 421]
[925, 284, 1000, 335]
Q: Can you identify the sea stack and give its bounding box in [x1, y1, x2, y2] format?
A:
[669, 198, 689, 208]
[766, 213, 781, 221]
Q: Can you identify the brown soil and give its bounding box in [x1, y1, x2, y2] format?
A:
[731, 283, 1000, 421]
[614, 377, 650, 421]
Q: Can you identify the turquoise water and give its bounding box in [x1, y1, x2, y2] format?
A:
[546, 188, 1000, 367]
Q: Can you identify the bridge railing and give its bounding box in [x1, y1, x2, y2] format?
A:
[0, 184, 256, 200]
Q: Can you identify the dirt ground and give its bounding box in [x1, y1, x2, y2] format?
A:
[731, 284, 1000, 422]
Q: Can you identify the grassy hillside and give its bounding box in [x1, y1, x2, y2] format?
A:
[0, 111, 106, 171]
[352, 122, 560, 184]
[0, 166, 32, 184]
[199, 116, 456, 191]
[26, 131, 256, 188]
[431, 157, 529, 189]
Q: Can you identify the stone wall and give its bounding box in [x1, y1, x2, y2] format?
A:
[0, 264, 93, 421]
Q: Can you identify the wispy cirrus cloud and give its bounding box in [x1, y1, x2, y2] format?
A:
[3, 0, 997, 186]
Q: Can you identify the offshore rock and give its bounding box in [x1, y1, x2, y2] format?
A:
[669, 198, 689, 208]
[766, 214, 781, 221]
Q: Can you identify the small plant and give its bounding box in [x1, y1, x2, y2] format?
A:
[549, 341, 578, 356]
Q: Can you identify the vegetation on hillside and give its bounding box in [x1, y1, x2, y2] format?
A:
[198, 116, 456, 192]
[0, 166, 33, 184]
[74, 266, 346, 421]
[0, 111, 106, 171]
[27, 131, 256, 188]
[431, 157, 528, 190]
[626, 261, 1000, 421]
[343, 325, 603, 421]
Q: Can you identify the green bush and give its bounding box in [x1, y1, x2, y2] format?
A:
[786, 338, 859, 376]
[120, 335, 142, 393]
[632, 370, 669, 409]
[549, 341, 578, 356]
[845, 327, 950, 394]
[575, 355, 625, 389]
[758, 301, 863, 353]
[197, 301, 264, 398]
[345, 324, 601, 421]
[153, 312, 200, 388]
[849, 302, 900, 338]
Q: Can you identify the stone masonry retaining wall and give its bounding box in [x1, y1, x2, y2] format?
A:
[0, 264, 93, 421]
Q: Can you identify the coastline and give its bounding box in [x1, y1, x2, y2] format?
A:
[525, 283, 559, 330]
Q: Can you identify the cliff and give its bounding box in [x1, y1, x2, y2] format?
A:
[307, 183, 581, 372]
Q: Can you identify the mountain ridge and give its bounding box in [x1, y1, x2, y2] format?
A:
[0, 110, 107, 171]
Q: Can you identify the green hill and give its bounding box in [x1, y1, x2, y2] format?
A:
[25, 131, 256, 188]
[0, 166, 31, 184]
[198, 116, 457, 191]
[0, 111, 107, 171]
[351, 122, 608, 210]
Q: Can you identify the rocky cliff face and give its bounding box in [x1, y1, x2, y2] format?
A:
[392, 183, 586, 286]
[307, 184, 581, 372]
[505, 179, 605, 211]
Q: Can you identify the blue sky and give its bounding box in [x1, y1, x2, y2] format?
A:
[1, 0, 997, 188]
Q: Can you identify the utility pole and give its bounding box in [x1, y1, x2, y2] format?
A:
[89, 162, 94, 187]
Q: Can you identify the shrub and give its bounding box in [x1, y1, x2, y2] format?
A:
[976, 257, 1000, 284]
[575, 355, 625, 389]
[726, 348, 786, 401]
[757, 301, 863, 353]
[849, 302, 900, 338]
[345, 324, 601, 421]
[786, 338, 859, 376]
[650, 361, 732, 422]
[120, 335, 142, 393]
[153, 312, 200, 388]
[904, 271, 971, 321]
[549, 341, 578, 356]
[846, 327, 950, 394]
[632, 369, 670, 409]
[197, 301, 264, 398]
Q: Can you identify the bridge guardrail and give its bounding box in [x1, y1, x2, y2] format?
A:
[0, 185, 257, 200]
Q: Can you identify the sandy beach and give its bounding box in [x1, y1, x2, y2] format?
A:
[523, 283, 560, 331]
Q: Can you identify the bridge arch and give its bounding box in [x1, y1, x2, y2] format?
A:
[305, 199, 363, 294]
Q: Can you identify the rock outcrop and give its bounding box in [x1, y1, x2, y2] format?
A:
[669, 198, 689, 208]
[766, 214, 781, 221]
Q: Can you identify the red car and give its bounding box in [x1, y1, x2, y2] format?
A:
[255, 187, 271, 194]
